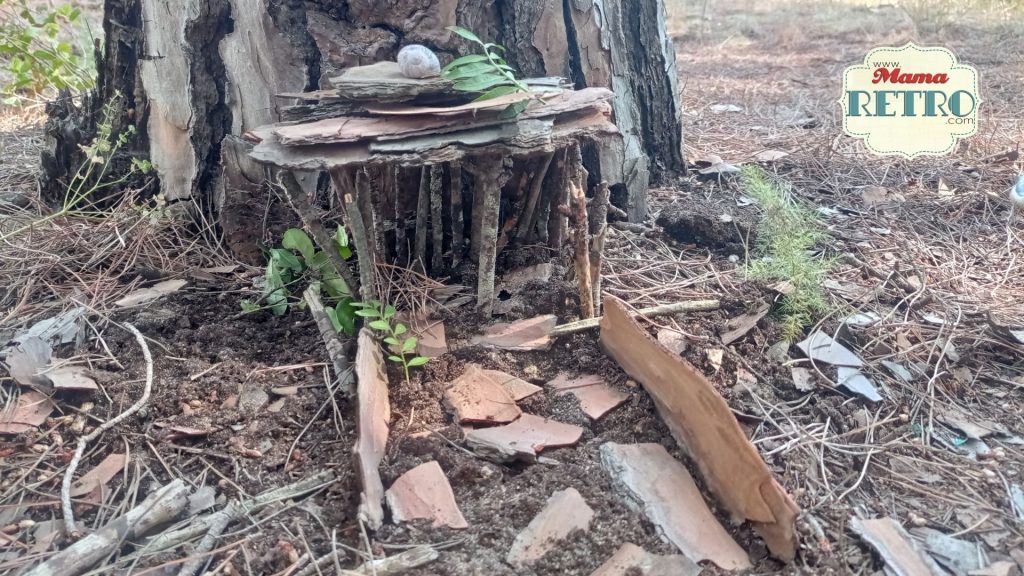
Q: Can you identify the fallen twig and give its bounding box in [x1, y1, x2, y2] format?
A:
[304, 286, 354, 396]
[350, 545, 439, 575]
[146, 470, 335, 554]
[549, 299, 720, 337]
[28, 480, 190, 576]
[61, 322, 154, 535]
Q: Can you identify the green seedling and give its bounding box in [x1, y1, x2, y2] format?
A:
[351, 300, 429, 385]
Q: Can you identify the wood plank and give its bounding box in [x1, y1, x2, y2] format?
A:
[598, 295, 800, 561]
[353, 328, 390, 530]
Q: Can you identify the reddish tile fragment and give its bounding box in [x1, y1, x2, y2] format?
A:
[548, 373, 628, 420]
[443, 365, 521, 425]
[507, 488, 594, 566]
[465, 413, 583, 463]
[385, 461, 468, 529]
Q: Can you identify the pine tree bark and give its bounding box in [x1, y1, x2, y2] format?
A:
[42, 0, 683, 260]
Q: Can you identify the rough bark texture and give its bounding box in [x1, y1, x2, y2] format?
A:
[44, 0, 683, 259]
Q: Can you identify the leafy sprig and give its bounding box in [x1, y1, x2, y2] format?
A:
[351, 301, 429, 384]
[443, 26, 530, 118]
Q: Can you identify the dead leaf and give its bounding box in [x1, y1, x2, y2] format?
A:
[721, 303, 770, 345]
[7, 337, 53, 388]
[115, 279, 187, 307]
[0, 391, 53, 434]
[861, 185, 890, 207]
[69, 453, 127, 498]
[752, 149, 789, 162]
[706, 349, 723, 372]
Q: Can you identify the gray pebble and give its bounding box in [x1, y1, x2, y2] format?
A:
[397, 44, 441, 79]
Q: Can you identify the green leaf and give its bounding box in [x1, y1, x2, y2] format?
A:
[393, 323, 407, 336]
[473, 84, 521, 102]
[239, 299, 259, 313]
[282, 228, 314, 262]
[406, 356, 430, 367]
[447, 26, 482, 44]
[401, 336, 418, 353]
[387, 355, 405, 364]
[270, 248, 304, 273]
[383, 336, 399, 346]
[383, 305, 397, 319]
[442, 55, 491, 74]
[355, 309, 380, 318]
[498, 99, 531, 119]
[264, 260, 289, 316]
[453, 73, 511, 93]
[325, 307, 342, 333]
[368, 320, 391, 331]
[334, 224, 349, 248]
[336, 299, 357, 335]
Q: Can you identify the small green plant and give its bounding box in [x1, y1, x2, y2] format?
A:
[0, 0, 94, 100]
[241, 226, 357, 329]
[0, 95, 150, 242]
[443, 26, 530, 118]
[740, 165, 833, 341]
[351, 301, 429, 384]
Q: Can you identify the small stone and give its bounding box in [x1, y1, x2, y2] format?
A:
[397, 44, 441, 79]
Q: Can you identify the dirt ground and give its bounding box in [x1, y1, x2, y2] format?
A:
[1, 0, 1024, 575]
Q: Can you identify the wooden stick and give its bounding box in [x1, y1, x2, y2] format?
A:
[27, 480, 190, 576]
[303, 286, 353, 396]
[352, 545, 439, 575]
[358, 167, 385, 267]
[277, 170, 360, 294]
[393, 166, 408, 265]
[549, 299, 721, 337]
[515, 151, 554, 246]
[588, 182, 610, 316]
[330, 168, 377, 301]
[430, 164, 444, 272]
[568, 177, 593, 318]
[547, 148, 570, 248]
[467, 155, 507, 315]
[449, 162, 464, 266]
[496, 164, 530, 253]
[414, 166, 429, 269]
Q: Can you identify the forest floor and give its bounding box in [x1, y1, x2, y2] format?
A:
[1, 1, 1023, 575]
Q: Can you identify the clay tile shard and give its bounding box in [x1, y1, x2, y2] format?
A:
[354, 329, 391, 530]
[385, 461, 468, 529]
[599, 295, 800, 561]
[480, 368, 542, 402]
[464, 413, 583, 463]
[851, 517, 944, 576]
[600, 443, 751, 570]
[720, 302, 770, 345]
[443, 365, 521, 425]
[48, 366, 99, 391]
[405, 312, 448, 358]
[548, 374, 628, 420]
[506, 487, 594, 566]
[0, 391, 53, 434]
[70, 453, 127, 498]
[591, 543, 702, 576]
[471, 315, 557, 351]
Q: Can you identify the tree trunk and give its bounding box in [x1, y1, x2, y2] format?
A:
[42, 0, 683, 261]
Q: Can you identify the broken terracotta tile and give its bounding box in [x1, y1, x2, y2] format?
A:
[465, 413, 583, 463]
[0, 391, 53, 434]
[497, 263, 553, 293]
[590, 543, 701, 576]
[656, 329, 687, 355]
[547, 374, 628, 420]
[354, 328, 391, 530]
[385, 461, 468, 529]
[938, 408, 1010, 440]
[471, 315, 557, 351]
[47, 365, 98, 391]
[402, 311, 448, 358]
[600, 443, 751, 570]
[599, 295, 799, 561]
[70, 452, 127, 505]
[851, 517, 943, 576]
[969, 561, 1021, 576]
[479, 368, 542, 401]
[443, 365, 521, 425]
[720, 302, 770, 345]
[506, 488, 594, 566]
